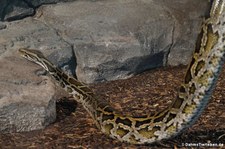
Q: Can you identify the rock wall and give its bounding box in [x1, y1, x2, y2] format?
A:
[0, 0, 209, 133]
[0, 0, 75, 21]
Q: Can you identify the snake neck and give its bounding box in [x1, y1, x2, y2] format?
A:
[43, 62, 111, 127]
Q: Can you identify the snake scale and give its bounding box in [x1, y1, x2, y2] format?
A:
[18, 0, 224, 144]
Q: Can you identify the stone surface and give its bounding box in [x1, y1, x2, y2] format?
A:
[0, 17, 74, 133]
[27, 0, 76, 7]
[3, 0, 35, 21]
[156, 0, 210, 66]
[0, 22, 6, 30]
[0, 0, 8, 20]
[36, 0, 208, 83]
[0, 17, 75, 75]
[0, 0, 76, 21]
[0, 0, 209, 83]
[0, 53, 56, 133]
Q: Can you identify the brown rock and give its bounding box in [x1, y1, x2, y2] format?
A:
[0, 53, 56, 133]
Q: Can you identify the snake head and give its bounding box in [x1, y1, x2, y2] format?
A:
[18, 48, 44, 62]
[18, 48, 50, 71]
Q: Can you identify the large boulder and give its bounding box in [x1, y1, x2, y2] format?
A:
[0, 17, 74, 133]
[0, 53, 56, 133]
[36, 0, 208, 83]
[0, 0, 76, 21]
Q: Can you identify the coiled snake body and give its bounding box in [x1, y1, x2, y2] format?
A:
[18, 0, 225, 144]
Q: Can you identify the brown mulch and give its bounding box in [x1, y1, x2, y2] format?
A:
[0, 65, 224, 149]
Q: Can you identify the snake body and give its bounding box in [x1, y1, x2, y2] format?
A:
[18, 0, 224, 144]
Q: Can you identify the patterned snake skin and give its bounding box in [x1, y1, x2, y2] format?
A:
[18, 0, 224, 144]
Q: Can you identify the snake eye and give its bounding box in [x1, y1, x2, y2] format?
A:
[23, 54, 29, 58]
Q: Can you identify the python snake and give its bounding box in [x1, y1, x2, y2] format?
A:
[18, 0, 224, 144]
